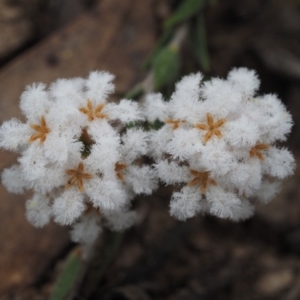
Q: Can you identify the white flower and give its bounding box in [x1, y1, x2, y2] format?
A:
[144, 68, 295, 222]
[206, 186, 254, 221]
[26, 193, 52, 228]
[143, 93, 168, 122]
[253, 180, 281, 204]
[155, 160, 190, 185]
[70, 211, 102, 244]
[53, 188, 86, 225]
[227, 67, 260, 96]
[1, 165, 28, 194]
[170, 186, 203, 221]
[104, 209, 137, 231]
[0, 119, 31, 152]
[0, 71, 154, 244]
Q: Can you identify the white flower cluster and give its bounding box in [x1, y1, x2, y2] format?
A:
[144, 68, 295, 221]
[0, 68, 295, 242]
[0, 71, 157, 244]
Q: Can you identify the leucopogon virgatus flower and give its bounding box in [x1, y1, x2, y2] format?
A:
[144, 67, 295, 222]
[0, 71, 157, 245]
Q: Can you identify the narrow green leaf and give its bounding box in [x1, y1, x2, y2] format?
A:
[153, 46, 180, 90]
[143, 28, 174, 69]
[49, 248, 82, 300]
[125, 84, 144, 101]
[192, 13, 210, 72]
[164, 0, 205, 29]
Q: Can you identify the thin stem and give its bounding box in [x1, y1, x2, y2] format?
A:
[128, 24, 188, 104]
[75, 231, 124, 299]
[49, 247, 83, 300]
[169, 24, 189, 51]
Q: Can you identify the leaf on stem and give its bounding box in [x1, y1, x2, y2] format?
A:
[153, 46, 181, 90]
[144, 28, 174, 69]
[192, 13, 211, 73]
[164, 0, 205, 29]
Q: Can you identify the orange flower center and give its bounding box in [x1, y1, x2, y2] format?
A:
[188, 169, 217, 194]
[29, 116, 51, 143]
[79, 99, 108, 121]
[195, 113, 226, 143]
[115, 163, 127, 180]
[165, 119, 185, 130]
[249, 144, 270, 160]
[65, 162, 93, 192]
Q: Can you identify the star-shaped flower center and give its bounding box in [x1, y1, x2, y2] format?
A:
[188, 169, 217, 194]
[79, 99, 108, 121]
[65, 162, 93, 192]
[249, 144, 270, 160]
[115, 163, 127, 181]
[29, 116, 51, 143]
[195, 113, 226, 143]
[165, 119, 184, 130]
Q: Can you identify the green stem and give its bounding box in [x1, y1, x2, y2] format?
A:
[49, 247, 83, 300]
[49, 231, 124, 300]
[77, 231, 124, 299]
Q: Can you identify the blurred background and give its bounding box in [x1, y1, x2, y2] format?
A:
[0, 0, 300, 299]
